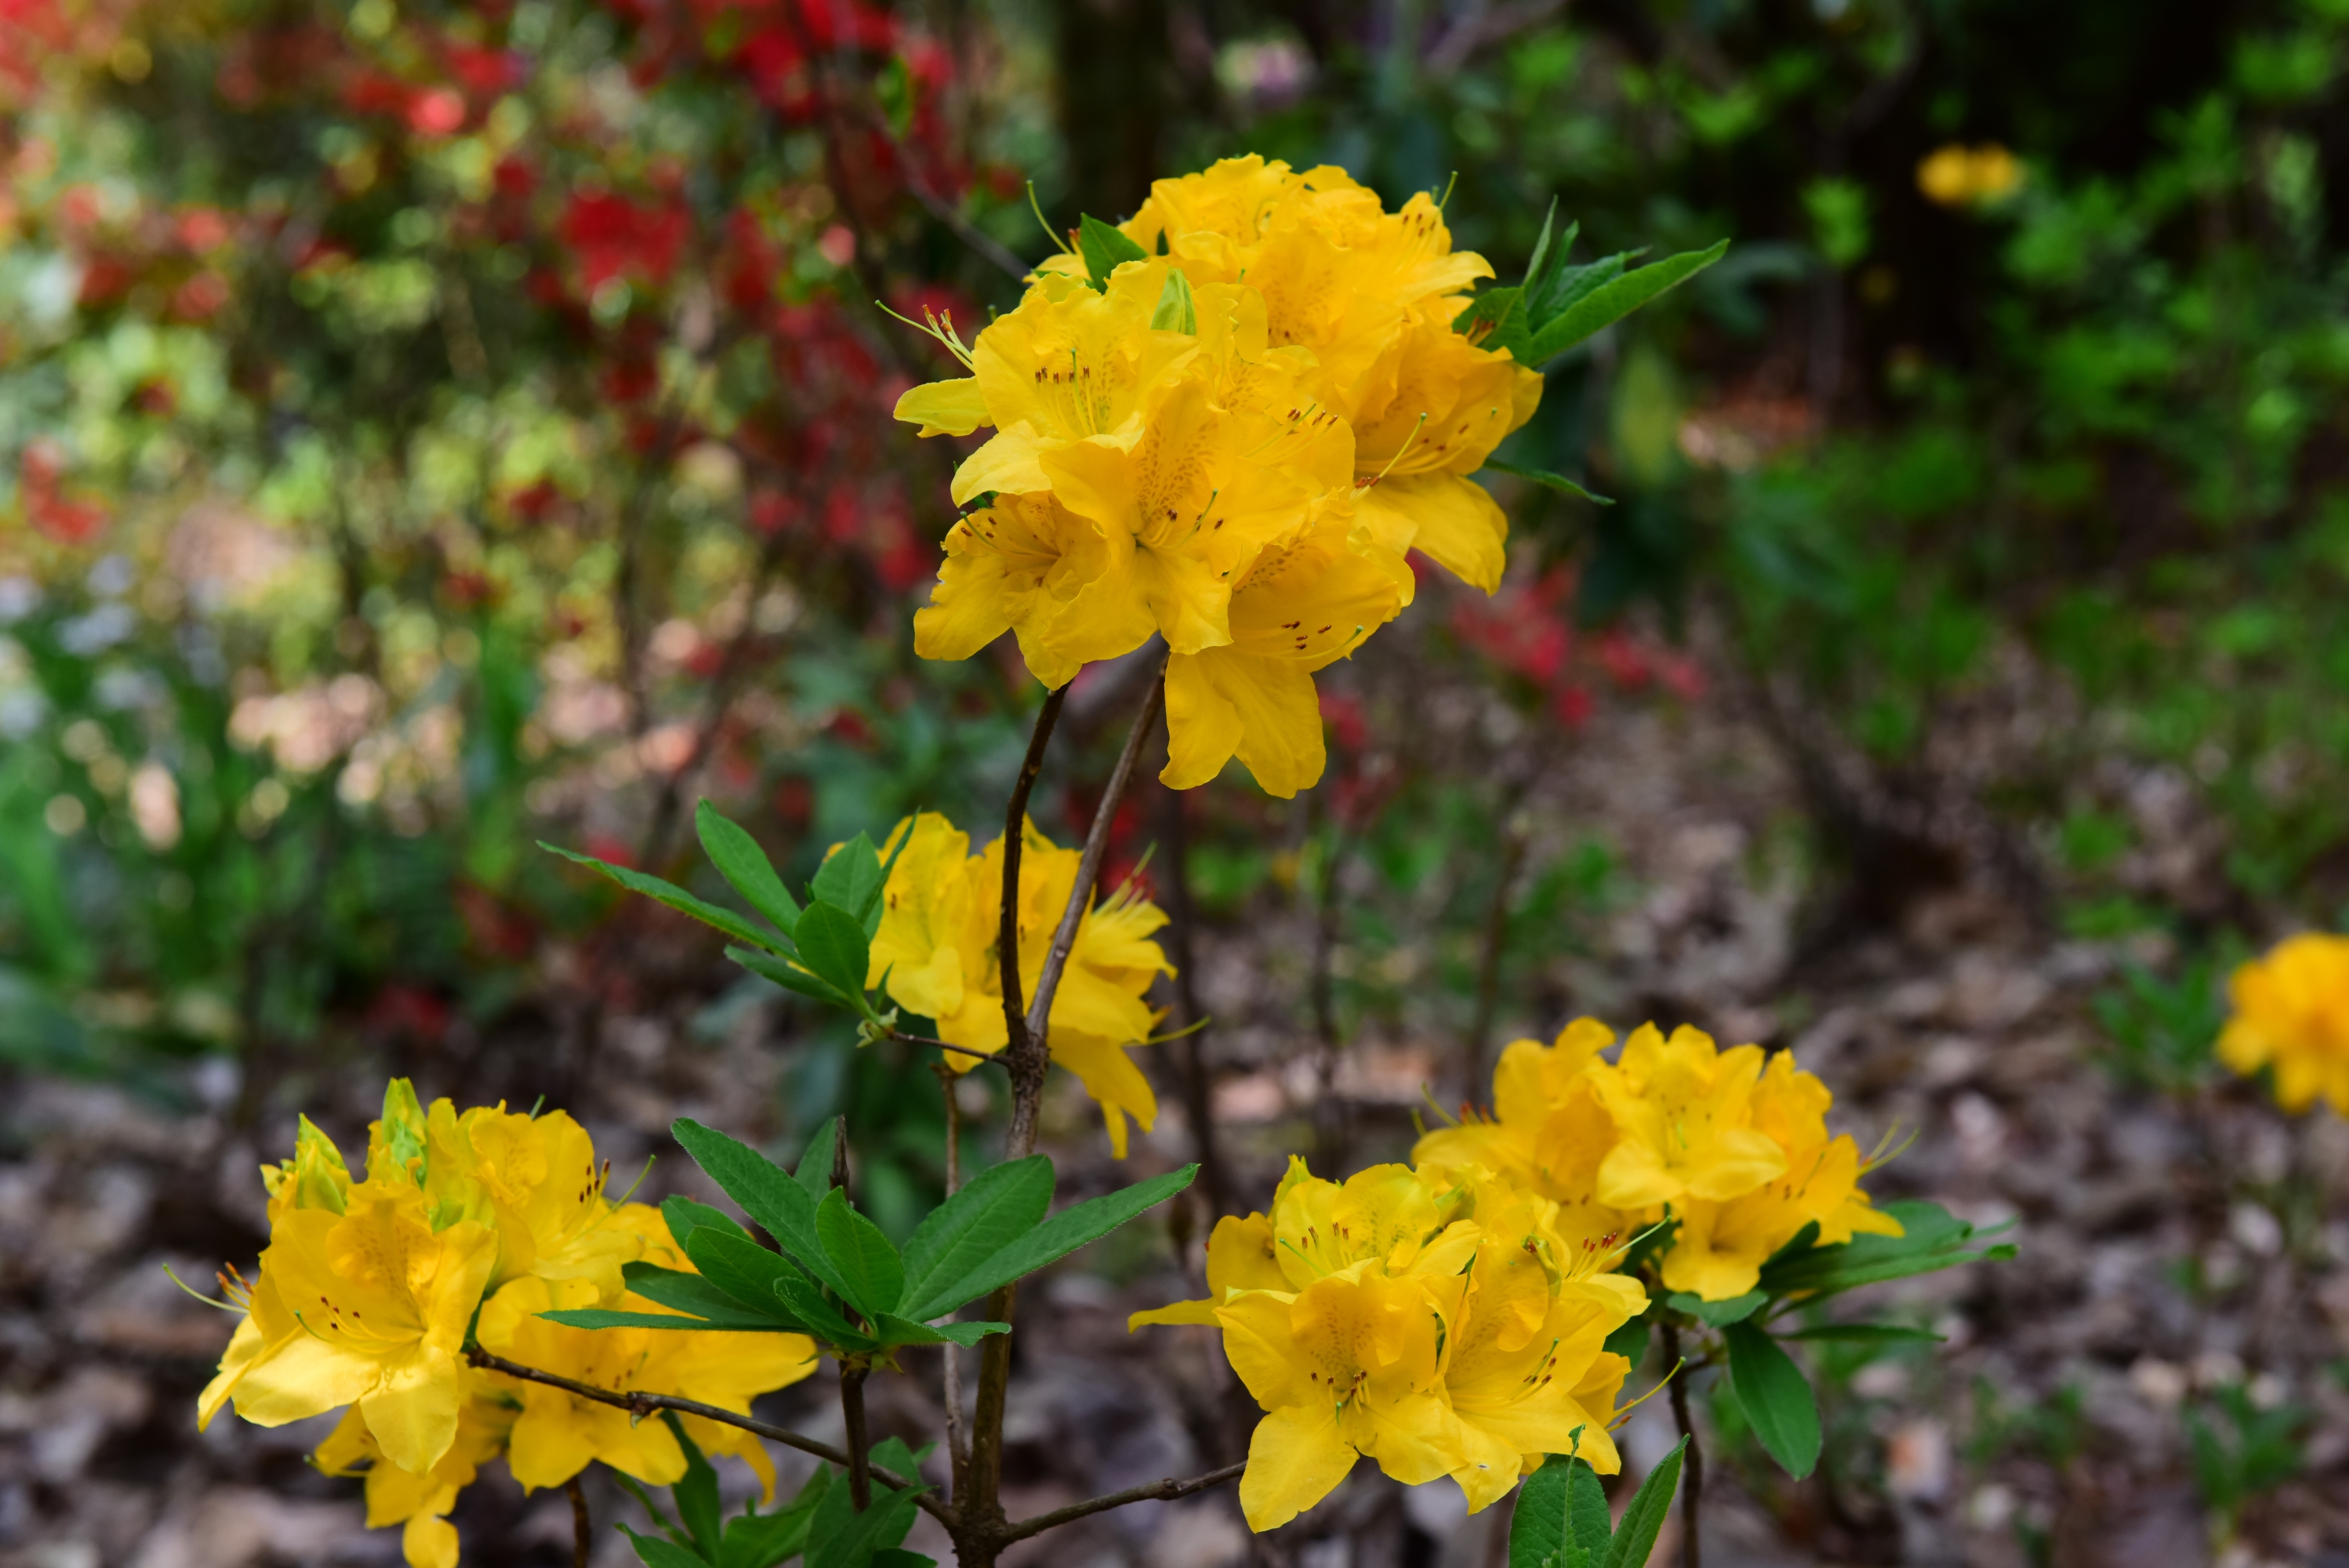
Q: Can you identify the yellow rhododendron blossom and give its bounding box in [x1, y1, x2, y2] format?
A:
[314, 1386, 512, 1568]
[476, 1275, 816, 1496]
[2220, 932, 2349, 1115]
[866, 812, 1174, 1154]
[1916, 143, 2024, 208]
[219, 1175, 498, 1473]
[1589, 1025, 1789, 1210]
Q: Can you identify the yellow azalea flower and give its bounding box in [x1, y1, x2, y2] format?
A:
[424, 1100, 642, 1299]
[1423, 1220, 1638, 1512]
[2219, 932, 2349, 1115]
[220, 1176, 498, 1474]
[260, 1115, 353, 1221]
[1161, 505, 1404, 797]
[476, 1275, 816, 1497]
[1217, 1262, 1460, 1531]
[314, 1385, 513, 1568]
[912, 492, 1098, 688]
[1125, 1210, 1291, 1329]
[1349, 311, 1545, 594]
[866, 814, 1174, 1155]
[1588, 1025, 1788, 1210]
[1414, 1021, 1632, 1249]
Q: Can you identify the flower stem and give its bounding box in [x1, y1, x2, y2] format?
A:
[840, 1362, 873, 1512]
[1658, 1319, 1705, 1568]
[567, 1475, 589, 1568]
[996, 683, 1068, 1152]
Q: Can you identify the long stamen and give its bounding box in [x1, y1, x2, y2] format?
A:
[1360, 412, 1431, 488]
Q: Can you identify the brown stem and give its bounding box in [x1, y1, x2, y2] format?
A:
[997, 684, 1069, 1087]
[840, 1363, 873, 1512]
[463, 1347, 950, 1526]
[935, 1062, 968, 1494]
[566, 1475, 590, 1568]
[996, 1462, 1247, 1545]
[893, 1029, 1005, 1065]
[1156, 773, 1229, 1218]
[1658, 1320, 1704, 1568]
[964, 1282, 1018, 1538]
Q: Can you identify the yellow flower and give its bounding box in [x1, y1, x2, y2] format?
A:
[1588, 1025, 1788, 1210]
[867, 813, 1174, 1154]
[218, 1176, 499, 1473]
[476, 1274, 816, 1497]
[1916, 143, 2025, 208]
[2220, 932, 2349, 1115]
[1218, 1263, 1460, 1531]
[912, 492, 1100, 688]
[314, 1385, 513, 1568]
[1414, 1021, 1632, 1250]
[1349, 311, 1544, 594]
[1422, 1214, 1638, 1512]
[1161, 504, 1404, 797]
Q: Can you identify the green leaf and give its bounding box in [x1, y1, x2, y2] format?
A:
[906, 1164, 1196, 1319]
[1528, 252, 1628, 336]
[1150, 269, 1196, 333]
[870, 1548, 935, 1568]
[1078, 214, 1148, 289]
[664, 1413, 724, 1552]
[817, 1187, 906, 1318]
[871, 1313, 1011, 1348]
[544, 844, 782, 953]
[1723, 1322, 1822, 1479]
[808, 1475, 925, 1568]
[682, 1228, 822, 1330]
[1508, 1456, 1571, 1568]
[541, 1305, 802, 1333]
[1454, 285, 1530, 359]
[1666, 1290, 1765, 1326]
[621, 1523, 717, 1568]
[1602, 1436, 1686, 1568]
[794, 903, 873, 1008]
[808, 832, 883, 918]
[695, 802, 801, 938]
[796, 1119, 840, 1202]
[898, 1156, 1055, 1321]
[663, 1197, 749, 1250]
[1480, 459, 1615, 506]
[1602, 1315, 1651, 1363]
[771, 1260, 876, 1351]
[670, 1120, 857, 1302]
[1781, 1323, 1945, 1345]
[720, 1465, 831, 1568]
[1567, 1454, 1613, 1560]
[1757, 1200, 2013, 1301]
[1520, 206, 1583, 317]
[1523, 239, 1728, 365]
[727, 945, 848, 1007]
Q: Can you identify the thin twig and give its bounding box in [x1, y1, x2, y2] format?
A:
[935, 1062, 968, 1492]
[997, 685, 1069, 1064]
[997, 1461, 1247, 1544]
[893, 1029, 1004, 1064]
[1658, 1320, 1705, 1568]
[840, 1363, 873, 1511]
[565, 1475, 590, 1568]
[463, 1347, 950, 1526]
[1024, 651, 1171, 1042]
[1156, 771, 1229, 1218]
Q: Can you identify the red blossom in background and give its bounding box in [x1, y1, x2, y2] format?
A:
[1450, 567, 1702, 728]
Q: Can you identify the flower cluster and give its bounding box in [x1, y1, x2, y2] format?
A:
[200, 1083, 818, 1568]
[866, 811, 1174, 1154]
[1131, 1159, 1642, 1530]
[895, 155, 1542, 797]
[2220, 932, 2349, 1116]
[1417, 1020, 1901, 1301]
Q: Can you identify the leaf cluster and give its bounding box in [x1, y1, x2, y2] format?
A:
[1507, 1442, 1686, 1568]
[547, 1116, 1196, 1361]
[622, 1417, 936, 1568]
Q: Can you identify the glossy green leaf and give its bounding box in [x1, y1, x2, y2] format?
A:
[1758, 1200, 2013, 1300]
[621, 1523, 715, 1568]
[1602, 1436, 1687, 1568]
[543, 844, 780, 952]
[1667, 1290, 1765, 1326]
[662, 1197, 748, 1250]
[1078, 214, 1149, 289]
[622, 1259, 779, 1325]
[1723, 1321, 1821, 1478]
[898, 1156, 1055, 1320]
[670, 1119, 857, 1302]
[1480, 459, 1615, 506]
[727, 945, 846, 1006]
[695, 801, 801, 938]
[816, 1187, 904, 1318]
[540, 1305, 798, 1333]
[1524, 240, 1729, 364]
[721, 1464, 830, 1568]
[807, 1473, 925, 1568]
[911, 1164, 1196, 1318]
[871, 1313, 1010, 1348]
[684, 1227, 819, 1323]
[808, 831, 883, 917]
[793, 903, 872, 1007]
[663, 1414, 724, 1551]
[796, 1118, 840, 1202]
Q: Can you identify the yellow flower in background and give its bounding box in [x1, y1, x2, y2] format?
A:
[866, 813, 1174, 1154]
[2220, 932, 2349, 1115]
[1917, 143, 2024, 207]
[216, 1176, 498, 1473]
[476, 1275, 816, 1496]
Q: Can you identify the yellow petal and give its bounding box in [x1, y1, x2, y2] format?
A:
[892, 376, 989, 438]
[359, 1348, 467, 1478]
[1358, 470, 1508, 592]
[1160, 650, 1249, 792]
[1240, 1401, 1358, 1533]
[1127, 1298, 1221, 1330]
[401, 1515, 460, 1568]
[1162, 647, 1324, 798]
